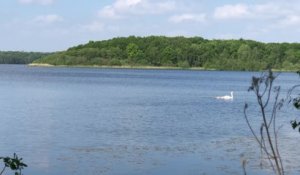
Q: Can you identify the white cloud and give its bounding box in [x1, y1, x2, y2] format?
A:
[213, 2, 300, 21]
[115, 0, 142, 8]
[251, 3, 296, 21]
[99, 6, 120, 19]
[98, 0, 176, 19]
[169, 13, 206, 23]
[18, 0, 54, 5]
[157, 1, 176, 12]
[83, 21, 104, 32]
[214, 4, 250, 19]
[254, 4, 281, 15]
[279, 15, 300, 26]
[33, 14, 63, 24]
[210, 1, 300, 41]
[258, 3, 300, 27]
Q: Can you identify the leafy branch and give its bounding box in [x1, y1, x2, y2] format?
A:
[287, 71, 300, 132]
[0, 153, 27, 175]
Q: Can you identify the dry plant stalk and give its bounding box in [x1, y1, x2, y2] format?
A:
[244, 70, 284, 175]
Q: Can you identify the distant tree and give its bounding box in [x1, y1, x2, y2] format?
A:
[145, 46, 160, 66]
[0, 51, 49, 64]
[161, 46, 175, 66]
[126, 43, 144, 64]
[32, 36, 300, 71]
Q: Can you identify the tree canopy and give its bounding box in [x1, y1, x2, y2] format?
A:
[0, 51, 50, 64]
[33, 36, 300, 71]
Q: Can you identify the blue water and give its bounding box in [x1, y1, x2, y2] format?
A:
[0, 65, 299, 175]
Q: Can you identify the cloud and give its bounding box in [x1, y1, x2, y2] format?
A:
[32, 14, 63, 24]
[214, 4, 250, 20]
[99, 6, 120, 19]
[210, 1, 300, 41]
[156, 1, 176, 12]
[169, 13, 206, 23]
[258, 3, 300, 28]
[98, 0, 176, 19]
[254, 4, 282, 15]
[18, 0, 54, 5]
[213, 2, 300, 21]
[279, 15, 300, 26]
[82, 21, 104, 32]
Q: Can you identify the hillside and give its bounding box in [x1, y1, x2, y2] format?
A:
[33, 36, 300, 71]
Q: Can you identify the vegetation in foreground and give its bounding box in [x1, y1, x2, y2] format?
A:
[33, 36, 300, 71]
[244, 70, 284, 174]
[0, 153, 27, 175]
[244, 70, 300, 174]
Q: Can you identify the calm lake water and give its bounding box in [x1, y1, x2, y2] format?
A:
[0, 65, 300, 175]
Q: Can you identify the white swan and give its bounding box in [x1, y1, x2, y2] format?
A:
[216, 91, 233, 100]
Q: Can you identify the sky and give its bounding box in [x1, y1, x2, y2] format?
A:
[1, 0, 300, 52]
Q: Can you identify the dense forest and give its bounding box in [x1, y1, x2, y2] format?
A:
[0, 51, 50, 64]
[33, 36, 300, 71]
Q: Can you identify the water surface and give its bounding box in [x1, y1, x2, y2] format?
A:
[0, 65, 299, 175]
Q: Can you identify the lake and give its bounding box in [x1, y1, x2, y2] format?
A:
[0, 65, 299, 175]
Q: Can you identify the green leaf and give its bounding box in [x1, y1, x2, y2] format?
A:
[291, 120, 298, 129]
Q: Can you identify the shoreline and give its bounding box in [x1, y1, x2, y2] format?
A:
[28, 63, 297, 72]
[28, 63, 212, 71]
[29, 63, 55, 67]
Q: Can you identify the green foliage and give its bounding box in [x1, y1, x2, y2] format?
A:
[0, 51, 49, 64]
[126, 43, 144, 64]
[291, 120, 300, 132]
[0, 153, 27, 175]
[288, 72, 300, 133]
[34, 36, 300, 70]
[109, 58, 122, 66]
[293, 97, 300, 109]
[177, 60, 190, 68]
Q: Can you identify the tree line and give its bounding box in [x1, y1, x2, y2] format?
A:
[31, 36, 300, 71]
[0, 51, 50, 64]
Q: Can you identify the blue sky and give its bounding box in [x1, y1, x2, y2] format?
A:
[1, 0, 300, 52]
